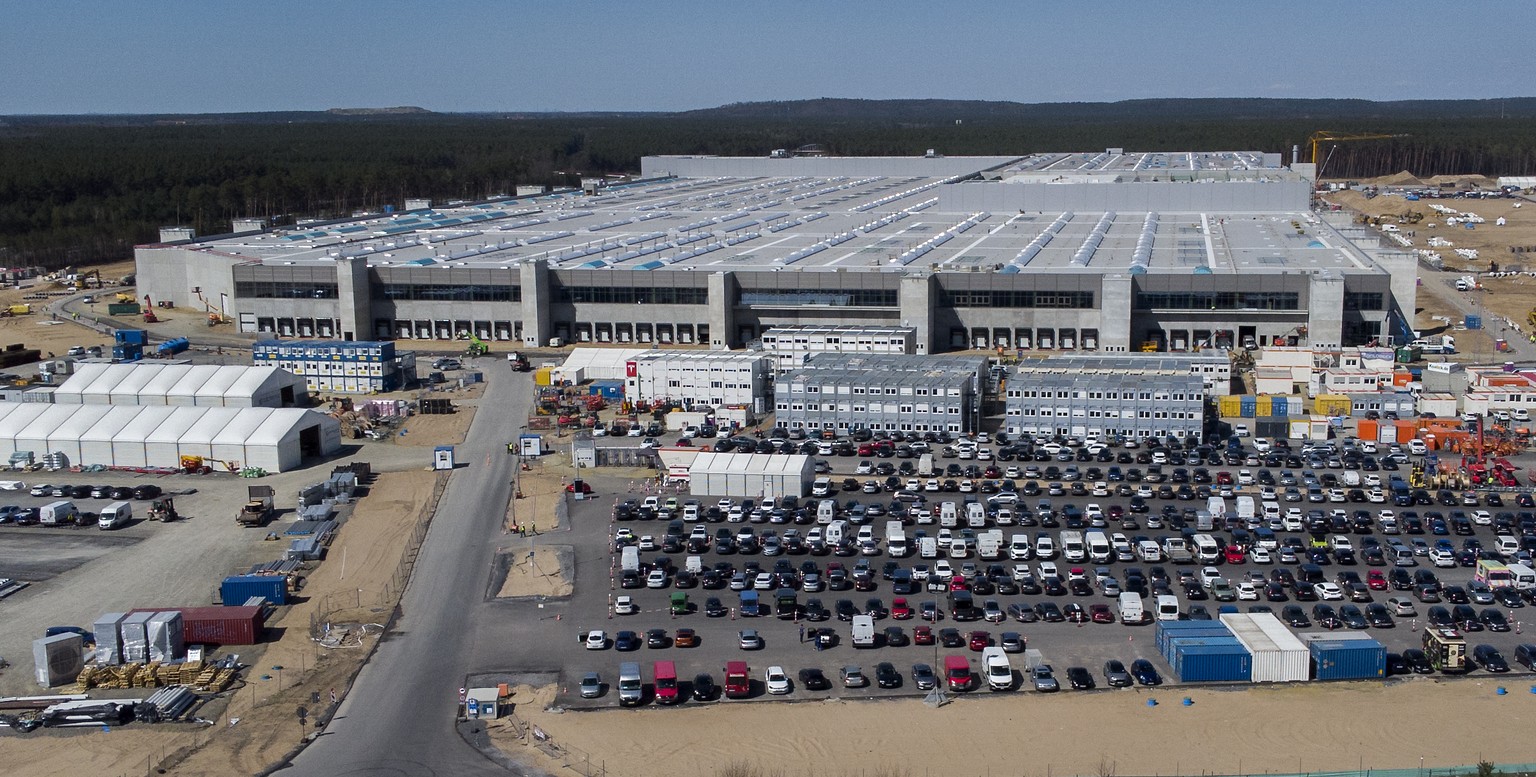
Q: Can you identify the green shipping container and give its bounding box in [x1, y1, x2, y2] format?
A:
[107, 303, 142, 315]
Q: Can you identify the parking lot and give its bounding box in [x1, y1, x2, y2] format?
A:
[540, 429, 1536, 706]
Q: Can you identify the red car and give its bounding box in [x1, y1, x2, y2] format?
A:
[1089, 603, 1115, 624]
[950, 575, 970, 592]
[1224, 546, 1247, 564]
[1367, 570, 1389, 591]
[913, 625, 935, 646]
[566, 480, 594, 494]
[891, 597, 913, 620]
[1216, 471, 1234, 485]
[1107, 505, 1125, 519]
[968, 630, 991, 651]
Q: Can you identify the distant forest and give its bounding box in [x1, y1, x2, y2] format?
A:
[3, 96, 1536, 269]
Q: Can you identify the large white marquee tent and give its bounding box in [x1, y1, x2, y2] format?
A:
[51, 363, 307, 408]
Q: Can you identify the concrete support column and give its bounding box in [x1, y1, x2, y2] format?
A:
[520, 259, 552, 347]
[899, 273, 934, 354]
[335, 256, 372, 342]
[1308, 271, 1345, 350]
[1373, 251, 1419, 345]
[1099, 274, 1133, 352]
[708, 271, 737, 350]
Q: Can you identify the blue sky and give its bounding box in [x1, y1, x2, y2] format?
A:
[4, 0, 1533, 114]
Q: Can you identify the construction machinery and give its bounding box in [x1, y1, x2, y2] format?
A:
[115, 292, 136, 304]
[1309, 131, 1410, 181]
[148, 497, 180, 522]
[142, 294, 160, 324]
[464, 333, 489, 358]
[179, 455, 213, 475]
[69, 270, 102, 291]
[1527, 306, 1536, 330]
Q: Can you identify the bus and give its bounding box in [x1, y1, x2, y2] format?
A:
[1474, 559, 1514, 589]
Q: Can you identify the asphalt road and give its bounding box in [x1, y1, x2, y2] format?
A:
[287, 366, 529, 777]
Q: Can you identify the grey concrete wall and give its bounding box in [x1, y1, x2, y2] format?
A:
[708, 272, 736, 350]
[641, 156, 1019, 179]
[336, 257, 371, 341]
[136, 247, 241, 310]
[519, 260, 552, 347]
[1308, 273, 1346, 350]
[899, 273, 934, 355]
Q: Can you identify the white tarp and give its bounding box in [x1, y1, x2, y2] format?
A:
[49, 364, 111, 404]
[210, 407, 275, 465]
[176, 407, 243, 459]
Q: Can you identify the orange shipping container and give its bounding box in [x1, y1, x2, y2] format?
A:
[1358, 419, 1379, 441]
[1392, 371, 1412, 388]
[1396, 421, 1418, 444]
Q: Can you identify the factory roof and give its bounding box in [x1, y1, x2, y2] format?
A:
[1013, 353, 1230, 372]
[156, 152, 1374, 277]
[777, 367, 974, 390]
[1010, 371, 1207, 390]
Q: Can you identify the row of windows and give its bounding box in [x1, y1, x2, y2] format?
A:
[1009, 389, 1196, 401]
[792, 421, 964, 432]
[1344, 292, 1385, 311]
[1134, 291, 1300, 311]
[1010, 426, 1192, 439]
[559, 286, 708, 305]
[376, 283, 520, 302]
[667, 380, 752, 390]
[789, 385, 962, 397]
[235, 281, 338, 299]
[1009, 408, 1200, 420]
[740, 289, 899, 307]
[946, 290, 1096, 309]
[779, 403, 962, 415]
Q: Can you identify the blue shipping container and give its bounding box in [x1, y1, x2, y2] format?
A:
[1465, 315, 1482, 330]
[1309, 639, 1386, 681]
[1174, 643, 1252, 683]
[1162, 634, 1241, 665]
[220, 575, 288, 606]
[1155, 622, 1233, 655]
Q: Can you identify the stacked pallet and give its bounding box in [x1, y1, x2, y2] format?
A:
[70, 660, 217, 692]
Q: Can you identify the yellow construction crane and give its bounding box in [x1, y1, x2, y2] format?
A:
[1308, 131, 1409, 179]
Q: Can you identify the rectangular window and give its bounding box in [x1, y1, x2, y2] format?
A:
[558, 286, 706, 305]
[1134, 291, 1299, 311]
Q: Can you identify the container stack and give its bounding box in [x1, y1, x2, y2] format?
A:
[1299, 632, 1387, 680]
[1156, 621, 1252, 682]
[1313, 394, 1352, 417]
[128, 606, 267, 646]
[253, 340, 403, 394]
[1220, 612, 1309, 683]
[221, 574, 289, 606]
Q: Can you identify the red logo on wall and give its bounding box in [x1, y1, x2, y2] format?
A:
[625, 361, 637, 377]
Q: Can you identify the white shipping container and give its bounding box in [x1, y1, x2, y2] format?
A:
[1220, 612, 1309, 683]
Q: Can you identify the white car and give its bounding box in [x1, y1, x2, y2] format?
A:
[0, 480, 25, 492]
[639, 535, 657, 551]
[29, 483, 52, 497]
[1199, 566, 1223, 586]
[1248, 546, 1272, 564]
[1236, 582, 1259, 601]
[766, 666, 791, 695]
[1472, 510, 1493, 526]
[1430, 548, 1457, 568]
[646, 569, 669, 588]
[584, 630, 608, 650]
[613, 596, 637, 615]
[639, 437, 661, 449]
[1313, 582, 1344, 601]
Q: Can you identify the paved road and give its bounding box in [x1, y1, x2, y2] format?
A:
[287, 367, 530, 777]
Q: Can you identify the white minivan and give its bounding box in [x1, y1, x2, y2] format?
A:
[98, 501, 133, 530]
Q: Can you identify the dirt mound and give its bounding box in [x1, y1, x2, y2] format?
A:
[1370, 170, 1424, 187]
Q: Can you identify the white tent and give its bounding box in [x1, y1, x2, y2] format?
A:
[109, 365, 162, 405]
[165, 366, 222, 406]
[0, 402, 340, 472]
[110, 406, 178, 467]
[139, 365, 195, 404]
[50, 363, 110, 404]
[194, 367, 247, 406]
[45, 405, 113, 462]
[687, 452, 813, 498]
[49, 363, 306, 407]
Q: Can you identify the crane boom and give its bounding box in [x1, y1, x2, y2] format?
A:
[1308, 131, 1410, 179]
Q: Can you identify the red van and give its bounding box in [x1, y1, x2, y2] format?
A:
[944, 655, 973, 692]
[654, 661, 679, 704]
[724, 661, 751, 698]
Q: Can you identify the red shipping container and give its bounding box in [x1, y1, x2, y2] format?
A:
[131, 606, 264, 645]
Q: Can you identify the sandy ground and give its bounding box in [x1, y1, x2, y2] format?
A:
[0, 468, 441, 776]
[1323, 189, 1536, 274]
[495, 546, 574, 598]
[0, 260, 132, 368]
[396, 405, 477, 446]
[513, 471, 573, 532]
[494, 677, 1536, 777]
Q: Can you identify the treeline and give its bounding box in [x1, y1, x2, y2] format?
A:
[2, 104, 1536, 269]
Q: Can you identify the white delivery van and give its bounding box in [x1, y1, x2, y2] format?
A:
[1085, 531, 1112, 563]
[621, 546, 641, 574]
[1009, 533, 1033, 561]
[811, 477, 833, 497]
[1235, 496, 1255, 524]
[982, 646, 1013, 691]
[851, 615, 876, 648]
[825, 520, 849, 545]
[939, 502, 958, 528]
[919, 537, 939, 559]
[918, 454, 935, 477]
[98, 501, 133, 530]
[886, 521, 908, 558]
[965, 501, 987, 528]
[1191, 533, 1221, 564]
[685, 555, 704, 574]
[39, 500, 78, 527]
[618, 662, 643, 706]
[1506, 562, 1536, 590]
[1155, 594, 1181, 621]
[1117, 592, 1146, 624]
[1059, 531, 1085, 562]
[818, 499, 837, 524]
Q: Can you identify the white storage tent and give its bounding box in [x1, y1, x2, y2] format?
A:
[210, 407, 275, 464]
[45, 405, 113, 462]
[0, 402, 340, 472]
[111, 406, 178, 467]
[50, 363, 306, 408]
[176, 407, 243, 460]
[79, 408, 138, 465]
[687, 452, 813, 498]
[143, 407, 209, 463]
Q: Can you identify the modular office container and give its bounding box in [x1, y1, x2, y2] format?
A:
[1220, 612, 1309, 683]
[1155, 620, 1233, 656]
[1309, 638, 1387, 681]
[253, 340, 404, 394]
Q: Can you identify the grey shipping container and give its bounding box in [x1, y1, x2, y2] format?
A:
[147, 611, 184, 662]
[221, 575, 288, 606]
[120, 611, 155, 663]
[93, 612, 128, 665]
[34, 633, 85, 687]
[1172, 641, 1252, 683]
[1310, 639, 1386, 681]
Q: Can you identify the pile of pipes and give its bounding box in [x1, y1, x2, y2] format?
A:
[135, 686, 199, 723]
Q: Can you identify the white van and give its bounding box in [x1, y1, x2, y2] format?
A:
[825, 520, 849, 545]
[1506, 562, 1536, 590]
[39, 500, 78, 526]
[919, 537, 939, 559]
[1034, 533, 1057, 560]
[851, 615, 876, 648]
[811, 477, 833, 497]
[1085, 531, 1112, 563]
[1155, 594, 1181, 621]
[939, 502, 958, 528]
[1059, 530, 1085, 563]
[1191, 534, 1221, 564]
[965, 502, 987, 529]
[817, 499, 837, 524]
[1008, 533, 1033, 561]
[1117, 592, 1146, 624]
[98, 501, 132, 529]
[982, 646, 1013, 691]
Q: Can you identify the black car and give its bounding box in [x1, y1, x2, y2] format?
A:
[645, 628, 671, 648]
[797, 667, 832, 691]
[1130, 659, 1162, 686]
[1474, 644, 1510, 673]
[1513, 643, 1536, 672]
[705, 597, 728, 617]
[614, 630, 640, 651]
[1103, 660, 1134, 688]
[1312, 604, 1342, 629]
[875, 662, 903, 689]
[1281, 605, 1311, 628]
[882, 626, 910, 647]
[1385, 653, 1410, 676]
[938, 628, 965, 648]
[1066, 666, 1095, 690]
[132, 484, 162, 500]
[1480, 608, 1512, 632]
[692, 673, 718, 701]
[1401, 649, 1435, 674]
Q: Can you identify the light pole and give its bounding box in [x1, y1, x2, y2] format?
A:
[272, 664, 285, 690]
